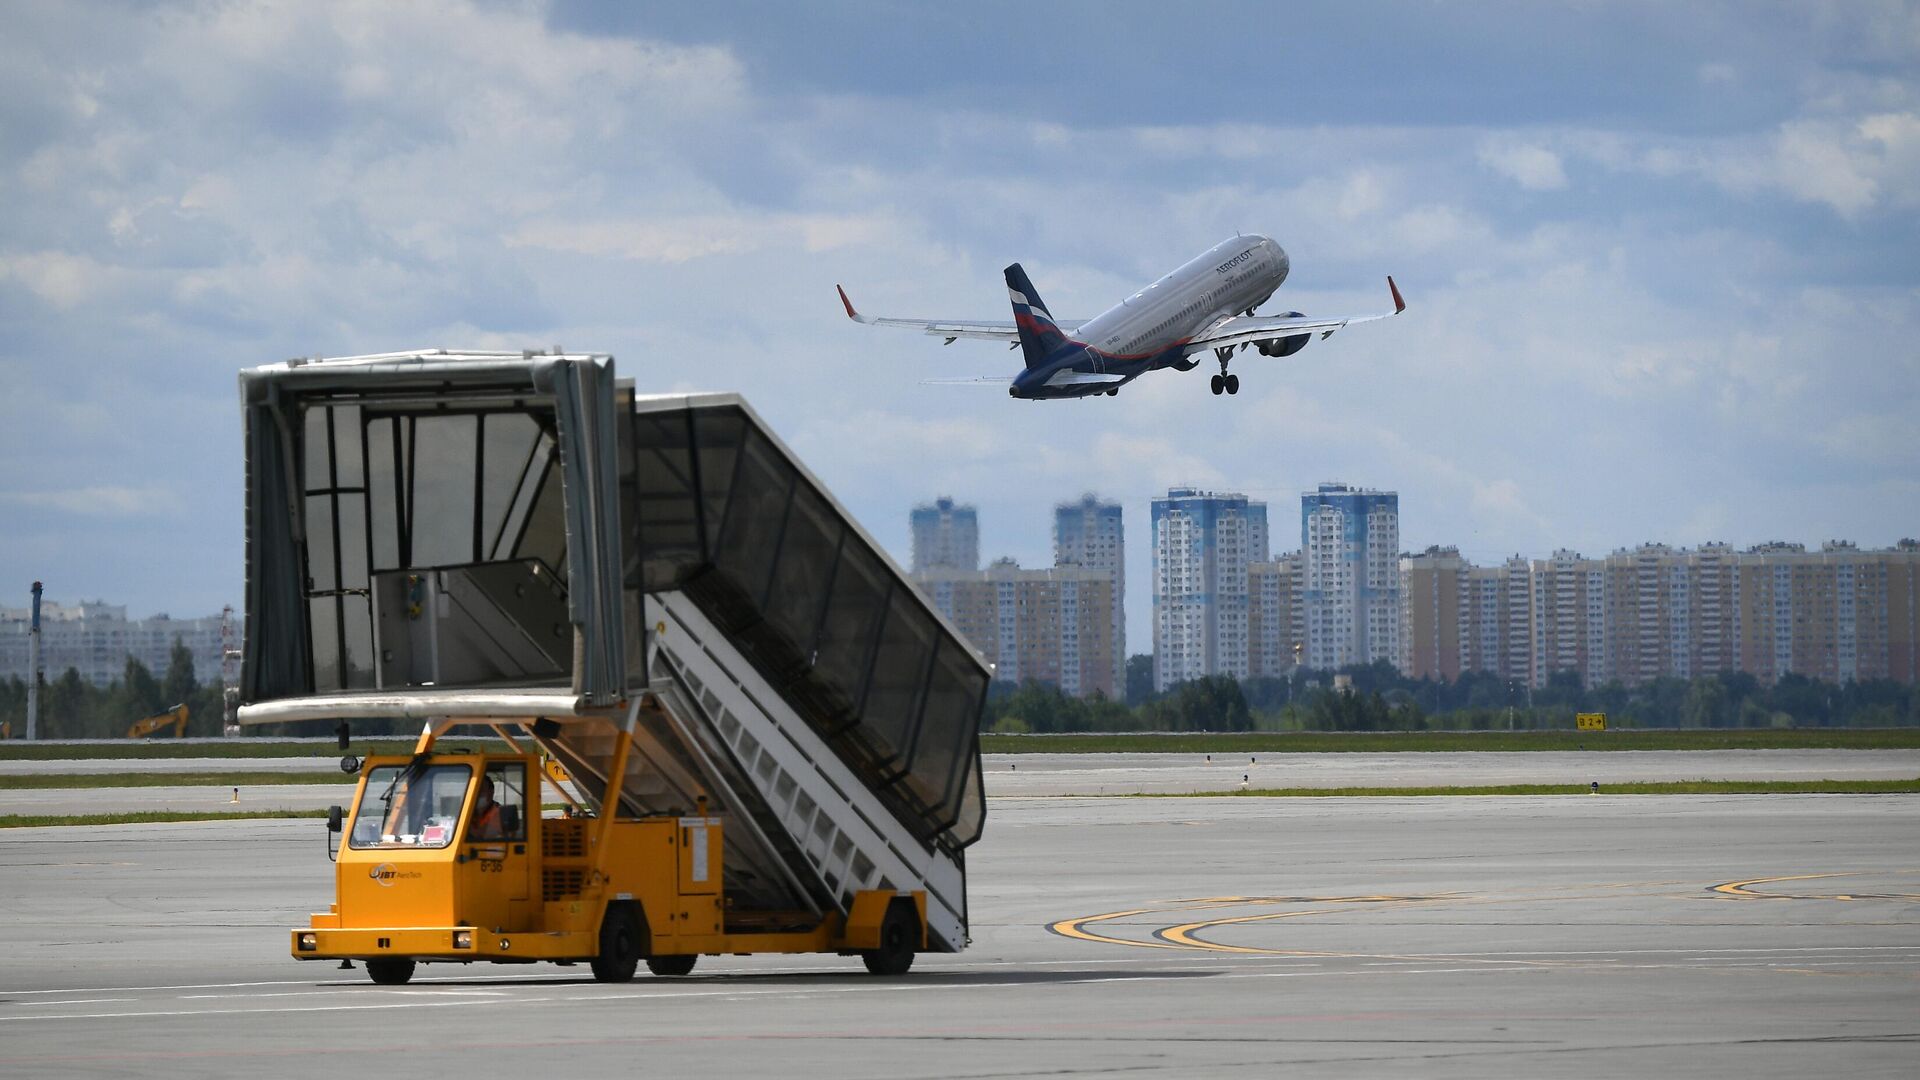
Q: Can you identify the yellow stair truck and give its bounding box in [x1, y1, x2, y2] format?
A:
[235, 352, 987, 983]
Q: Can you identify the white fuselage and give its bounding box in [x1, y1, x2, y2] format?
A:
[1075, 235, 1289, 364]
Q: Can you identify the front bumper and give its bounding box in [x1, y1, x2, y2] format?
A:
[291, 926, 594, 962]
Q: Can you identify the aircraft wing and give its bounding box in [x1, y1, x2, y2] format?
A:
[837, 285, 1082, 343]
[1188, 277, 1405, 352]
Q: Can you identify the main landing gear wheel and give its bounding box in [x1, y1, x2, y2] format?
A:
[365, 958, 415, 985]
[861, 902, 919, 976]
[646, 954, 697, 977]
[1211, 346, 1238, 396]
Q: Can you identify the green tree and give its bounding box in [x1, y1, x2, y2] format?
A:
[43, 667, 89, 738]
[1124, 654, 1155, 707]
[1682, 676, 1731, 728]
[161, 637, 198, 708]
[113, 658, 167, 730]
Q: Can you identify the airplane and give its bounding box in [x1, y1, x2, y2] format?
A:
[836, 235, 1403, 399]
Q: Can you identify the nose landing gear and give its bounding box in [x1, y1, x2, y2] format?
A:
[1210, 348, 1240, 396]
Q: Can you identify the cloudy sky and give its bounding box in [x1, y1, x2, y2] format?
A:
[2, 0, 1915, 649]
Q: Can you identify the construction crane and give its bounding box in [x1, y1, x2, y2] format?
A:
[127, 704, 189, 739]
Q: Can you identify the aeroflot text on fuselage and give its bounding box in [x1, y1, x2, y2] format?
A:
[836, 234, 1403, 400]
[1214, 250, 1258, 274]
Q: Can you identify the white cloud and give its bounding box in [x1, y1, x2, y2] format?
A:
[0, 486, 176, 517]
[1477, 140, 1569, 190]
[0, 251, 112, 308]
[508, 211, 904, 263]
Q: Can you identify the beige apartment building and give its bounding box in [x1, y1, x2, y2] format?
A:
[1398, 539, 1920, 688]
[1248, 553, 1304, 678]
[913, 560, 1118, 699]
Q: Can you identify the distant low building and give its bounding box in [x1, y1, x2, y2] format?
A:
[1396, 539, 1920, 688]
[0, 599, 229, 687]
[914, 560, 1118, 699]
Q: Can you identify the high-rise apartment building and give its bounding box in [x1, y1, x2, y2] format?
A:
[1054, 495, 1126, 691]
[0, 600, 229, 687]
[1300, 483, 1401, 670]
[909, 496, 979, 573]
[1399, 546, 1471, 681]
[1248, 552, 1304, 678]
[914, 560, 1118, 698]
[1529, 549, 1608, 690]
[1152, 488, 1268, 691]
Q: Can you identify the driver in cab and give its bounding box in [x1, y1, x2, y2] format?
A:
[469, 776, 506, 840]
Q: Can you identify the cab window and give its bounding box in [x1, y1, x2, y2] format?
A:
[466, 762, 527, 842]
[349, 764, 473, 849]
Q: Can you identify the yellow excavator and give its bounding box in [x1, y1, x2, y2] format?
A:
[127, 704, 189, 739]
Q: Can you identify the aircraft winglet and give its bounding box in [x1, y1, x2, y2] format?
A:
[836, 284, 869, 323]
[1388, 276, 1405, 314]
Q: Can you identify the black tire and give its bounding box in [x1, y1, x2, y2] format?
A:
[591, 904, 641, 983]
[861, 902, 918, 976]
[1209, 374, 1224, 395]
[646, 954, 697, 977]
[365, 958, 415, 985]
[1225, 374, 1240, 395]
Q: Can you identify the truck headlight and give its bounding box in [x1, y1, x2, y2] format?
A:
[298, 933, 318, 952]
[453, 930, 473, 949]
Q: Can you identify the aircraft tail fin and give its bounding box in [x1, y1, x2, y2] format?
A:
[1005, 263, 1067, 370]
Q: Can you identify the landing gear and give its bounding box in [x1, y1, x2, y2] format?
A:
[1210, 349, 1240, 396]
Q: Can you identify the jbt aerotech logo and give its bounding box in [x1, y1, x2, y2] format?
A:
[366, 863, 421, 886]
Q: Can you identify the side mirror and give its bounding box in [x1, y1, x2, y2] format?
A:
[325, 805, 344, 863]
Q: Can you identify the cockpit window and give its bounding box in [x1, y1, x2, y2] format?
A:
[349, 764, 474, 849]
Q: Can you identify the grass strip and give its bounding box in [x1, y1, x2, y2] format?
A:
[0, 771, 352, 790]
[982, 729, 1920, 754]
[0, 809, 329, 829]
[1128, 778, 1920, 797]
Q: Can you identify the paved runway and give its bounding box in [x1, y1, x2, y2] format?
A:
[1, 792, 1915, 1077]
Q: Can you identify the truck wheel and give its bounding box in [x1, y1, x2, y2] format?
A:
[861, 901, 918, 976]
[365, 958, 415, 985]
[646, 954, 696, 977]
[591, 905, 641, 983]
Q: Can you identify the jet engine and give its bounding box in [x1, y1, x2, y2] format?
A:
[1255, 313, 1309, 357]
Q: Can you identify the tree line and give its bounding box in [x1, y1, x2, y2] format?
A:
[0, 640, 231, 739]
[985, 656, 1920, 733]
